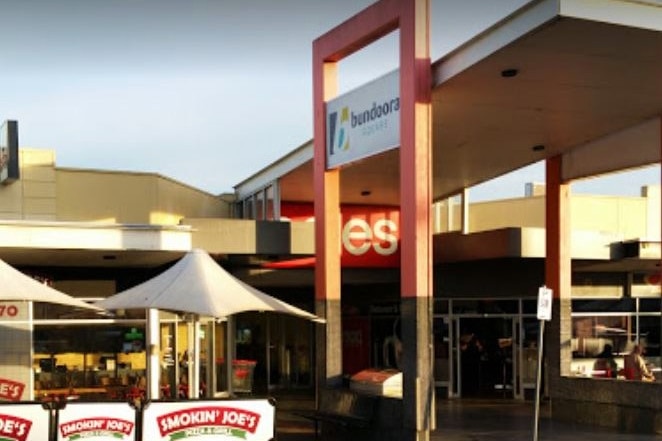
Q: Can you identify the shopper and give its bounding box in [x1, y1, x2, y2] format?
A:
[623, 344, 655, 382]
[593, 344, 617, 378]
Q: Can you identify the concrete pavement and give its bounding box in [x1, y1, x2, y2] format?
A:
[273, 392, 662, 441]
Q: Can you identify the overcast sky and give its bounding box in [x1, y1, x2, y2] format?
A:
[0, 0, 658, 200]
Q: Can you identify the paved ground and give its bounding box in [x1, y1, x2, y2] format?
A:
[273, 392, 662, 441]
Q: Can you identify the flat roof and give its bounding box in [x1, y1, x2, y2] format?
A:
[239, 0, 662, 205]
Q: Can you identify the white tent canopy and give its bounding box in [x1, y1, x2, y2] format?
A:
[0, 258, 101, 311]
[96, 248, 319, 321]
[96, 249, 322, 399]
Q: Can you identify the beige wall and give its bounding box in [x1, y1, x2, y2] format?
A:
[0, 149, 57, 220]
[57, 168, 229, 225]
[445, 185, 660, 242]
[0, 148, 231, 225]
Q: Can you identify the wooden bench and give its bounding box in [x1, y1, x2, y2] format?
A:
[294, 389, 376, 438]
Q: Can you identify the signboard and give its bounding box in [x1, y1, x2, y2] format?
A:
[0, 120, 19, 185]
[537, 286, 553, 321]
[281, 203, 400, 268]
[57, 402, 136, 441]
[326, 70, 399, 169]
[0, 301, 31, 402]
[142, 399, 275, 441]
[0, 403, 50, 441]
[0, 302, 25, 321]
[0, 379, 25, 402]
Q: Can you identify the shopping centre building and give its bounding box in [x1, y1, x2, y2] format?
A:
[0, 0, 661, 439]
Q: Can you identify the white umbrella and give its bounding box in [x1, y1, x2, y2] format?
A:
[0, 258, 102, 311]
[96, 249, 322, 398]
[96, 249, 320, 321]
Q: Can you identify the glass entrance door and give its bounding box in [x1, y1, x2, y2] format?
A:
[457, 317, 515, 398]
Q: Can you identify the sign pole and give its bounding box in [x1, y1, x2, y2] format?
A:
[533, 286, 552, 441]
[533, 319, 545, 441]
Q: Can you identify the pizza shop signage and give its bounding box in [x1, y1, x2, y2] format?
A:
[143, 400, 275, 441]
[0, 379, 25, 402]
[0, 404, 49, 441]
[0, 302, 24, 320]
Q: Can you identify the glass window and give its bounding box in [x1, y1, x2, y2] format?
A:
[572, 298, 635, 313]
[244, 196, 254, 220]
[33, 325, 147, 400]
[572, 315, 633, 357]
[639, 315, 660, 357]
[640, 298, 661, 313]
[255, 190, 265, 221]
[234, 201, 244, 219]
[265, 185, 275, 220]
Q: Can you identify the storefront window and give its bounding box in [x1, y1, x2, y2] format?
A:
[265, 185, 275, 220]
[33, 324, 146, 401]
[255, 190, 265, 221]
[570, 297, 661, 380]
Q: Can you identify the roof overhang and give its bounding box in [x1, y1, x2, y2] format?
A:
[0, 221, 191, 268]
[267, 0, 662, 206]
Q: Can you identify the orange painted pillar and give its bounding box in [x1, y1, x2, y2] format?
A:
[313, 1, 432, 439]
[545, 155, 573, 381]
[313, 54, 342, 388]
[398, 0, 434, 437]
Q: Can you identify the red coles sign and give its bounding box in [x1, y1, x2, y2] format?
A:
[280, 203, 400, 268]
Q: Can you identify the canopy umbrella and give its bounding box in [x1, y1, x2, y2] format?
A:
[96, 249, 320, 320]
[96, 249, 322, 398]
[0, 258, 102, 311]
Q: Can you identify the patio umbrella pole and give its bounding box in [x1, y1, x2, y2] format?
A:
[193, 315, 201, 399]
[226, 315, 235, 396]
[146, 308, 160, 400]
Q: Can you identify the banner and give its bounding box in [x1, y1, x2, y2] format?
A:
[142, 399, 275, 441]
[0, 403, 50, 441]
[57, 402, 136, 441]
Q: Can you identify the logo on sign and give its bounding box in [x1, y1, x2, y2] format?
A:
[0, 379, 24, 402]
[280, 203, 400, 268]
[328, 107, 350, 156]
[326, 70, 400, 169]
[342, 218, 398, 257]
[0, 413, 32, 441]
[60, 417, 134, 440]
[157, 406, 260, 439]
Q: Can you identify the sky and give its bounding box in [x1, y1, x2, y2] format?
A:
[0, 0, 659, 200]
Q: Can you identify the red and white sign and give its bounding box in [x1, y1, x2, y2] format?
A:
[0, 404, 49, 441]
[142, 400, 274, 441]
[57, 402, 136, 441]
[0, 302, 23, 320]
[0, 379, 25, 402]
[281, 203, 400, 268]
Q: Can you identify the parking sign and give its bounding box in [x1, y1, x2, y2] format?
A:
[537, 286, 553, 321]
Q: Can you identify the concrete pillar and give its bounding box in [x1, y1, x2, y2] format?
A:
[399, 1, 433, 440]
[313, 56, 342, 388]
[545, 156, 573, 399]
[313, 2, 432, 440]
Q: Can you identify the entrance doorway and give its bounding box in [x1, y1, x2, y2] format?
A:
[457, 317, 515, 398]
